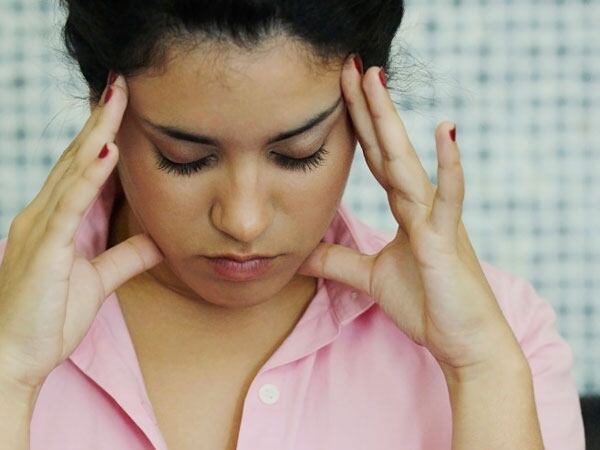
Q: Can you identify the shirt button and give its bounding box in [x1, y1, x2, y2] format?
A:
[351, 291, 358, 299]
[258, 384, 280, 405]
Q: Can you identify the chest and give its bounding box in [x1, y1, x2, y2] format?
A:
[141, 360, 255, 450]
[113, 284, 283, 449]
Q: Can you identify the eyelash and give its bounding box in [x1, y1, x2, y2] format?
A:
[153, 145, 329, 177]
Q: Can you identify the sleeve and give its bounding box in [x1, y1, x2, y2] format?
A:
[502, 271, 586, 450]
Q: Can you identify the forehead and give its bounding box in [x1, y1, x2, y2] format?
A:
[126, 37, 343, 146]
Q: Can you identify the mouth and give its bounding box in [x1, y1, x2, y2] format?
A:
[205, 255, 278, 281]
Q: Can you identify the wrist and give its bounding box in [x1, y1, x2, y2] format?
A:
[440, 349, 544, 449]
[439, 347, 531, 386]
[0, 349, 43, 409]
[0, 373, 40, 450]
[0, 373, 42, 410]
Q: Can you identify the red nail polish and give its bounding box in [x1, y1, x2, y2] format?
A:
[107, 70, 117, 85]
[378, 68, 387, 87]
[449, 126, 457, 142]
[104, 85, 113, 104]
[353, 55, 363, 74]
[98, 144, 109, 159]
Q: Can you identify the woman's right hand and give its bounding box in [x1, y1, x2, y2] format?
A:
[0, 73, 164, 392]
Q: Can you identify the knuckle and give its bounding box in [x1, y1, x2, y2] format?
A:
[361, 136, 381, 155]
[8, 212, 30, 236]
[343, 93, 358, 110]
[63, 156, 82, 178]
[369, 105, 385, 122]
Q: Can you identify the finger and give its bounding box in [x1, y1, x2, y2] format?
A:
[25, 107, 102, 215]
[26, 73, 118, 215]
[91, 233, 164, 298]
[40, 142, 119, 250]
[429, 122, 465, 242]
[44, 74, 129, 219]
[361, 66, 434, 218]
[340, 54, 389, 190]
[75, 73, 129, 164]
[68, 70, 117, 151]
[24, 154, 72, 216]
[297, 242, 374, 295]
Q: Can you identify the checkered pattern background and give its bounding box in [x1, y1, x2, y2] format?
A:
[1, 0, 598, 394]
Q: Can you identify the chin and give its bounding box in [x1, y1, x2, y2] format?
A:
[198, 282, 285, 308]
[188, 265, 293, 303]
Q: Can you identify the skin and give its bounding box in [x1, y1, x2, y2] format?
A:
[102, 36, 357, 356]
[0, 32, 544, 450]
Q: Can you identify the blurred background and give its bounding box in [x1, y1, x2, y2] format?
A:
[0, 0, 598, 402]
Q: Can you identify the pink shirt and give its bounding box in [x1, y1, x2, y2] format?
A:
[0, 171, 585, 449]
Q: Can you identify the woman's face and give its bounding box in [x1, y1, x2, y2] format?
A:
[111, 37, 357, 308]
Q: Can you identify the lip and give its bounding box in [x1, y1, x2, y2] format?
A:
[207, 253, 277, 262]
[205, 254, 278, 281]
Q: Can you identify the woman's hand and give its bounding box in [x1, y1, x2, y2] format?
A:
[0, 72, 164, 391]
[298, 55, 527, 380]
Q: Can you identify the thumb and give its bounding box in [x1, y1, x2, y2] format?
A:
[297, 242, 374, 294]
[92, 233, 165, 297]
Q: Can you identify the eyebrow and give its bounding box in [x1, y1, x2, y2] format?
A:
[139, 95, 343, 146]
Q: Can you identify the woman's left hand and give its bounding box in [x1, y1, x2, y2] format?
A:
[297, 54, 527, 379]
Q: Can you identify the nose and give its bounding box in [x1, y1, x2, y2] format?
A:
[210, 164, 273, 244]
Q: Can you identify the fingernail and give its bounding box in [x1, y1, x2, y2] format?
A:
[449, 125, 457, 142]
[107, 70, 118, 85]
[378, 68, 387, 87]
[103, 70, 117, 104]
[98, 143, 109, 159]
[353, 54, 363, 74]
[104, 85, 114, 104]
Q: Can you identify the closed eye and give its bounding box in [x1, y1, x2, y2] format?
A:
[271, 146, 328, 172]
[152, 145, 329, 177]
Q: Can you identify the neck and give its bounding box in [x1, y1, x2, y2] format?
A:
[106, 195, 319, 363]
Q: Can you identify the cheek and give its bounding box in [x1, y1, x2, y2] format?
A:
[316, 125, 356, 198]
[282, 139, 355, 244]
[115, 140, 203, 247]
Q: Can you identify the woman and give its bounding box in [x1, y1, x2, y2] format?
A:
[0, 0, 584, 449]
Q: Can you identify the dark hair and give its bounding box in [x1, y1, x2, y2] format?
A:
[58, 0, 428, 106]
